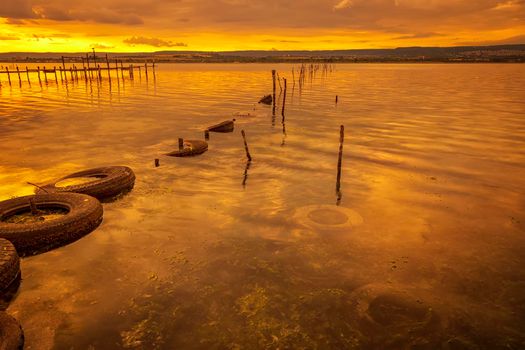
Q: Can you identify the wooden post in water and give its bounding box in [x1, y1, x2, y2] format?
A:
[272, 70, 276, 99]
[37, 66, 42, 85]
[204, 130, 210, 140]
[152, 62, 156, 82]
[5, 67, 12, 86]
[241, 130, 252, 161]
[336, 125, 345, 195]
[144, 63, 149, 81]
[63, 65, 68, 83]
[61, 56, 66, 70]
[281, 78, 287, 117]
[138, 65, 142, 79]
[105, 54, 111, 83]
[53, 67, 58, 84]
[69, 67, 74, 82]
[86, 53, 92, 79]
[336, 95, 338, 104]
[154, 159, 160, 167]
[25, 66, 30, 85]
[178, 138, 184, 150]
[43, 66, 48, 84]
[29, 198, 39, 215]
[98, 65, 102, 81]
[129, 64, 133, 80]
[15, 66, 21, 86]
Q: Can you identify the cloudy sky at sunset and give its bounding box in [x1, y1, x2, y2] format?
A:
[0, 0, 524, 52]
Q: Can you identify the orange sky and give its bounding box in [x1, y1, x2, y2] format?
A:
[1, 0, 524, 52]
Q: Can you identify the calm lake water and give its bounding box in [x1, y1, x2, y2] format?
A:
[1, 63, 524, 349]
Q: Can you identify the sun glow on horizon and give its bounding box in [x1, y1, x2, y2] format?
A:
[1, 0, 524, 53]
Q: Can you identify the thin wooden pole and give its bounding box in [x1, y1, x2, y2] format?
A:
[120, 61, 125, 82]
[25, 66, 30, 85]
[241, 130, 252, 161]
[16, 66, 21, 85]
[86, 53, 91, 78]
[178, 138, 184, 150]
[43, 66, 48, 84]
[336, 125, 345, 194]
[53, 67, 58, 84]
[61, 56, 66, 70]
[106, 54, 111, 83]
[281, 78, 287, 117]
[69, 67, 74, 81]
[5, 67, 11, 86]
[63, 65, 68, 83]
[145, 63, 148, 81]
[29, 198, 39, 215]
[37, 66, 42, 85]
[272, 70, 276, 102]
[98, 65, 102, 81]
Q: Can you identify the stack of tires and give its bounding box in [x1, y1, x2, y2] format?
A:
[0, 166, 135, 349]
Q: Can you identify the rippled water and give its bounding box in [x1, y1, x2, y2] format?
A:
[1, 63, 524, 349]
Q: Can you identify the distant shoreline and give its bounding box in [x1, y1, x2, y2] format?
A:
[1, 59, 523, 64]
[1, 44, 523, 64]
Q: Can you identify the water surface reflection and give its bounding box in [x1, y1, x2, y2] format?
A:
[1, 63, 524, 349]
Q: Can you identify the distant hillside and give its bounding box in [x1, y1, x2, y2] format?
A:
[1, 44, 524, 63]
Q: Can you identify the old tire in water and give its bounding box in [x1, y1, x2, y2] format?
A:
[37, 166, 135, 202]
[166, 140, 208, 157]
[207, 119, 235, 133]
[0, 239, 20, 293]
[0, 312, 24, 350]
[0, 193, 103, 257]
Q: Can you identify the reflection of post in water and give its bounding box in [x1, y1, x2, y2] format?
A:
[242, 159, 251, 188]
[281, 119, 286, 147]
[336, 125, 345, 205]
[241, 130, 252, 161]
[281, 78, 287, 146]
[272, 70, 276, 102]
[241, 130, 252, 187]
[281, 78, 287, 117]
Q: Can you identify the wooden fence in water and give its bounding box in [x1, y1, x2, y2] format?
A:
[0, 54, 156, 88]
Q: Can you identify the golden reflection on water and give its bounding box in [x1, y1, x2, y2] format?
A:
[1, 63, 525, 348]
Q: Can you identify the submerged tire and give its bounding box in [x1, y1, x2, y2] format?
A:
[0, 240, 19, 293]
[0, 193, 103, 257]
[37, 166, 135, 202]
[0, 312, 24, 350]
[207, 119, 235, 133]
[258, 94, 272, 105]
[166, 140, 208, 157]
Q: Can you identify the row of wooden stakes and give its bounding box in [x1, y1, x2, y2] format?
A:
[0, 60, 156, 87]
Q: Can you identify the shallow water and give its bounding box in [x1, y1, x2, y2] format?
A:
[1, 63, 525, 349]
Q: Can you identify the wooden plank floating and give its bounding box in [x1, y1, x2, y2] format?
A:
[0, 53, 157, 88]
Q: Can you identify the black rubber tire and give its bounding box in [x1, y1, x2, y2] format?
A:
[0, 240, 19, 293]
[207, 119, 235, 133]
[37, 166, 135, 202]
[258, 94, 272, 105]
[0, 312, 24, 350]
[166, 140, 208, 157]
[0, 193, 103, 257]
